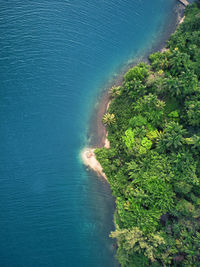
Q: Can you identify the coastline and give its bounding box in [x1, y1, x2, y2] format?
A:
[82, 1, 186, 180]
[81, 148, 107, 179]
[81, 1, 200, 265]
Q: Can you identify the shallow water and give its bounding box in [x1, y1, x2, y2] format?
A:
[0, 1, 179, 266]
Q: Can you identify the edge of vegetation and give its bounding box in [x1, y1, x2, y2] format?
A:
[95, 2, 200, 266]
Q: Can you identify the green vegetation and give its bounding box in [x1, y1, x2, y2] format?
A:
[95, 2, 200, 266]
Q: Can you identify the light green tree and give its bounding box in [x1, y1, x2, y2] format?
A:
[122, 128, 135, 151]
[102, 113, 116, 126]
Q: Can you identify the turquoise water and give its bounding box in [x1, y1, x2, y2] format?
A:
[0, 1, 178, 266]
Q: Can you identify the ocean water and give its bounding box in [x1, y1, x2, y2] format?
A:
[0, 1, 179, 266]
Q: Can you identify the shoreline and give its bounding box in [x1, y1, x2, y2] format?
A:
[82, 1, 186, 180]
[81, 148, 107, 179]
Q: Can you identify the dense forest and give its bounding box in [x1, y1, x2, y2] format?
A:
[95, 2, 200, 266]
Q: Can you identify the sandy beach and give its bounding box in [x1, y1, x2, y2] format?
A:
[81, 148, 107, 179]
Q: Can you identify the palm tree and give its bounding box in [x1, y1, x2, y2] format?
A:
[110, 86, 121, 98]
[102, 113, 116, 126]
[157, 122, 186, 151]
[185, 135, 200, 151]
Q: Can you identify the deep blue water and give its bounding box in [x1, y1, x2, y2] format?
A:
[0, 1, 179, 266]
